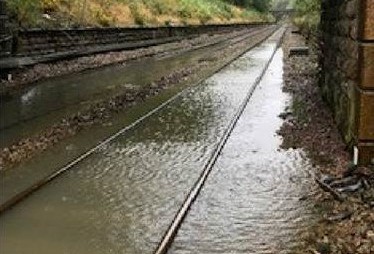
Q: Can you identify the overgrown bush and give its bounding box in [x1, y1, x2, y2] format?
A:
[7, 0, 41, 26]
[293, 0, 321, 35]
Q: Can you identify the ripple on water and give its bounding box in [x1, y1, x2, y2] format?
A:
[168, 49, 318, 254]
[0, 35, 287, 254]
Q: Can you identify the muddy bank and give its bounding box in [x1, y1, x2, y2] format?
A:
[280, 28, 373, 254]
[0, 29, 251, 95]
[0, 27, 275, 171]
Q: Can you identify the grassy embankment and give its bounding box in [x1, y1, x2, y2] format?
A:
[7, 0, 273, 28]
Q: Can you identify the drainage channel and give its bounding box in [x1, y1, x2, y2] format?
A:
[1, 28, 285, 254]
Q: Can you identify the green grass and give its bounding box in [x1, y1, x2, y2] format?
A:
[7, 0, 272, 28]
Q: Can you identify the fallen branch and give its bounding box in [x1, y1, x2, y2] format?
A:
[315, 177, 345, 202]
[324, 211, 353, 222]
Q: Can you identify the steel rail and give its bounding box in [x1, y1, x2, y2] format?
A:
[154, 27, 286, 254]
[155, 26, 271, 61]
[0, 27, 271, 132]
[0, 25, 279, 215]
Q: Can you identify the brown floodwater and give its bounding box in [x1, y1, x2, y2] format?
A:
[0, 28, 317, 254]
[168, 49, 318, 254]
[0, 28, 258, 148]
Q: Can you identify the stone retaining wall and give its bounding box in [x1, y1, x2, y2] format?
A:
[321, 0, 374, 164]
[0, 18, 267, 60]
[14, 24, 261, 57]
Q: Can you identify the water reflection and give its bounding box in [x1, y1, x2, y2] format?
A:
[0, 32, 299, 254]
[168, 49, 317, 254]
[0, 31, 252, 147]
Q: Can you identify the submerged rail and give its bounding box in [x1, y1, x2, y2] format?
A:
[154, 27, 285, 254]
[0, 26, 280, 215]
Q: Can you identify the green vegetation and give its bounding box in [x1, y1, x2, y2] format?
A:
[293, 0, 321, 34]
[7, 0, 273, 28]
[270, 0, 320, 34]
[271, 0, 293, 10]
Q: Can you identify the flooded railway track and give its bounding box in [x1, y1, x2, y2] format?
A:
[0, 25, 278, 212]
[155, 30, 283, 254]
[0, 27, 317, 254]
[0, 24, 276, 204]
[0, 25, 274, 148]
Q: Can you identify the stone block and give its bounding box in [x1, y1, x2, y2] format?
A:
[340, 38, 359, 57]
[346, 0, 358, 18]
[358, 90, 374, 140]
[357, 142, 374, 164]
[338, 20, 351, 36]
[360, 0, 374, 40]
[359, 44, 374, 88]
[347, 61, 359, 80]
[349, 18, 359, 39]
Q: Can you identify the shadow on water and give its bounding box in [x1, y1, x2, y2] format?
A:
[0, 30, 317, 254]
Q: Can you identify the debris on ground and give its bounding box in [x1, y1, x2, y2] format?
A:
[280, 27, 374, 254]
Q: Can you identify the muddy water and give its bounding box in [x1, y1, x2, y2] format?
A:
[168, 49, 317, 254]
[0, 35, 279, 253]
[0, 27, 275, 206]
[0, 30, 316, 254]
[0, 29, 256, 148]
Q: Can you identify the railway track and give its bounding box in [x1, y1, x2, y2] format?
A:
[0, 23, 274, 70]
[0, 25, 285, 254]
[155, 27, 285, 254]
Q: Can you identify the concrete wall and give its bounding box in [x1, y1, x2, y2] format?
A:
[321, 0, 374, 164]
